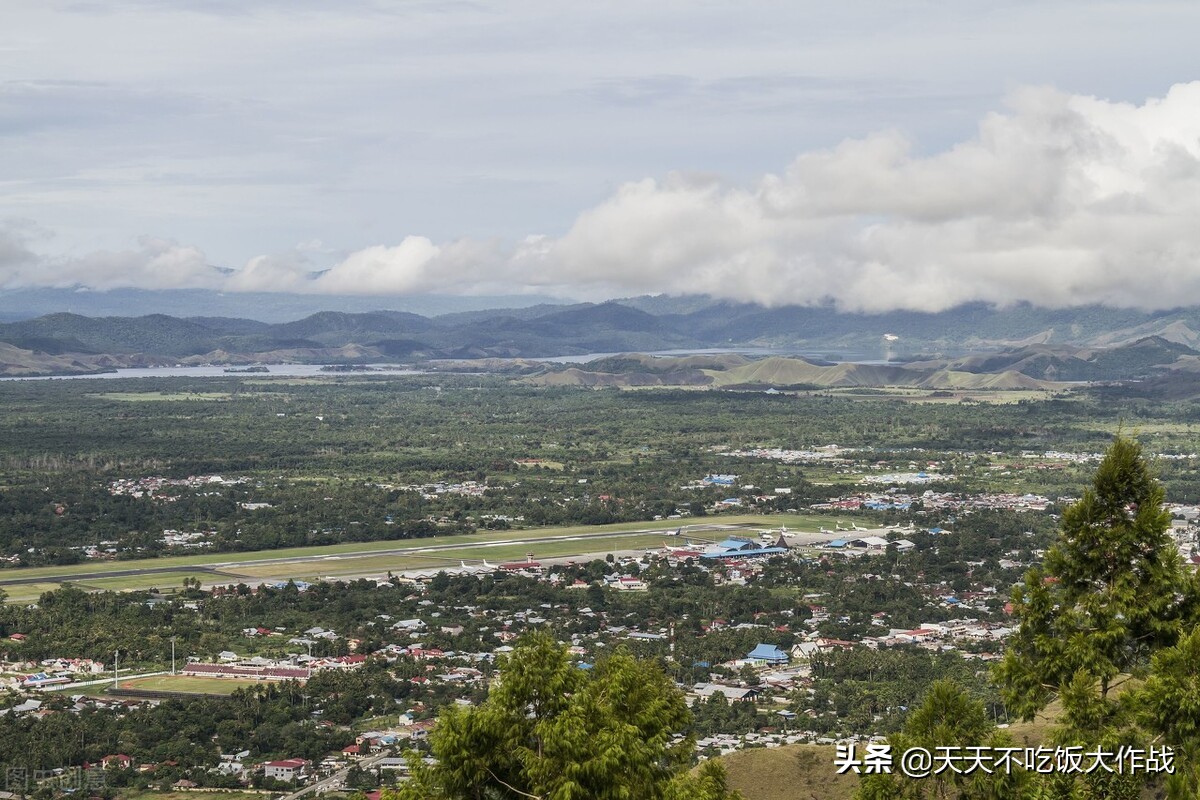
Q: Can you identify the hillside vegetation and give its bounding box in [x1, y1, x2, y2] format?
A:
[9, 299, 1200, 375]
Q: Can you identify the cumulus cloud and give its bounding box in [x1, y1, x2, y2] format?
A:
[510, 81, 1200, 312]
[0, 231, 217, 292]
[60, 237, 217, 290]
[258, 81, 1200, 311]
[9, 82, 1200, 312]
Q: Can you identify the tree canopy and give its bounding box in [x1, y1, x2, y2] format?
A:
[994, 436, 1200, 797]
[998, 436, 1198, 718]
[388, 632, 743, 800]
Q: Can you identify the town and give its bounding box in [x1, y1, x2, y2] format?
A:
[4, 490, 1200, 797]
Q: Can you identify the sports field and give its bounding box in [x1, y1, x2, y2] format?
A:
[116, 674, 268, 695]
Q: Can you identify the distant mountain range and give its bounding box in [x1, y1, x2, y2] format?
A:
[0, 287, 574, 324]
[4, 295, 1200, 382]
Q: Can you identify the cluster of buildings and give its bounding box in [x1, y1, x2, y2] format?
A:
[377, 480, 496, 499]
[718, 445, 855, 464]
[107, 474, 249, 499]
[1, 657, 106, 690]
[859, 471, 947, 485]
[160, 529, 216, 549]
[814, 488, 1053, 514]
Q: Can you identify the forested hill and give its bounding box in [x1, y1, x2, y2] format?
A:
[5, 297, 1200, 376]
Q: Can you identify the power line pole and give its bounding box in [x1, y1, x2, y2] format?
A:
[113, 650, 119, 690]
[170, 636, 177, 676]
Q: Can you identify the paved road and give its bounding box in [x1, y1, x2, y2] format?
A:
[281, 751, 396, 800]
[0, 565, 238, 586]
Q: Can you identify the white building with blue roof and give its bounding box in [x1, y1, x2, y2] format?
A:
[746, 644, 789, 665]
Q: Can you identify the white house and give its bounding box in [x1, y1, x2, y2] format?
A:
[263, 759, 308, 782]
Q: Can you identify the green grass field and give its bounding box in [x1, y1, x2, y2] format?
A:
[1, 582, 65, 604]
[71, 573, 217, 593]
[117, 674, 269, 695]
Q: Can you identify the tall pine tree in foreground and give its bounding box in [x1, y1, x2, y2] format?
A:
[855, 680, 1032, 799]
[996, 435, 1200, 798]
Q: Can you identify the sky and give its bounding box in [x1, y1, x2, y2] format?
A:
[2, 1, 1199, 311]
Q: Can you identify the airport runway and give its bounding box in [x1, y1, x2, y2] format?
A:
[0, 523, 767, 588]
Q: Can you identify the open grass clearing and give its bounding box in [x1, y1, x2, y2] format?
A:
[718, 744, 859, 800]
[88, 391, 235, 402]
[1, 582, 63, 604]
[71, 573, 215, 593]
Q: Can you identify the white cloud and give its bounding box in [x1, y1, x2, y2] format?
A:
[0, 220, 42, 284]
[7, 82, 1200, 313]
[283, 81, 1200, 312]
[0, 232, 216, 291]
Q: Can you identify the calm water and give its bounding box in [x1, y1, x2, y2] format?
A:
[0, 365, 426, 382]
[3, 349, 901, 381]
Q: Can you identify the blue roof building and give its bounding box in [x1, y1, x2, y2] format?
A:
[717, 537, 753, 550]
[699, 536, 787, 559]
[746, 644, 789, 665]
